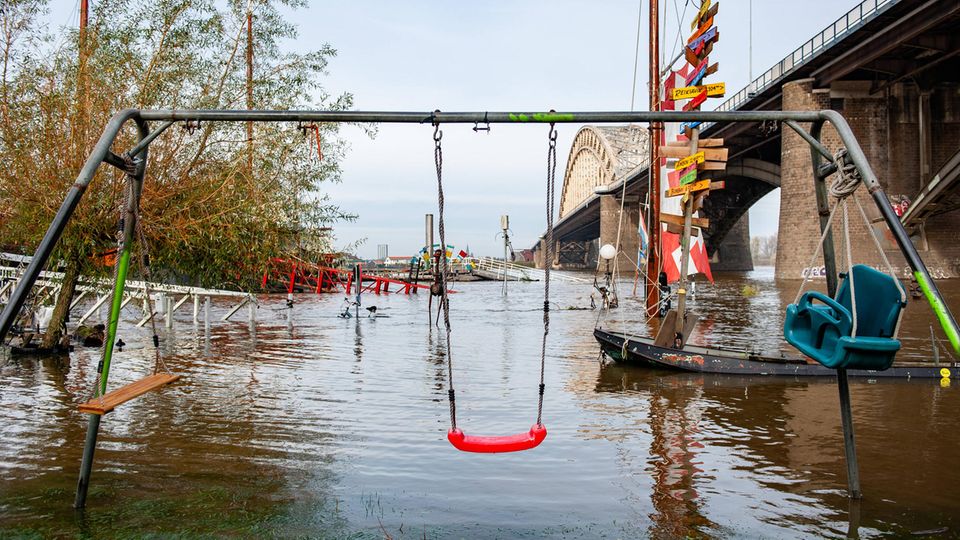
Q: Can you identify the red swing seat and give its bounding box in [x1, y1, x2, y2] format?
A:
[447, 424, 547, 453]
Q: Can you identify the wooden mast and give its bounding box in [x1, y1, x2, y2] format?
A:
[645, 0, 662, 316]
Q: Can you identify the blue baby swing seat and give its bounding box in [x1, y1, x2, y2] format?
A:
[785, 264, 905, 370]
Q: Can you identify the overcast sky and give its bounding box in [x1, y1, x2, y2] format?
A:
[51, 0, 861, 258]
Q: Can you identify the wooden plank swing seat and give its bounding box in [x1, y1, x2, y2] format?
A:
[78, 373, 180, 415]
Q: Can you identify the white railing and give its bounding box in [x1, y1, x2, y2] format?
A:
[713, 0, 895, 114]
[0, 265, 256, 327]
[469, 257, 591, 284]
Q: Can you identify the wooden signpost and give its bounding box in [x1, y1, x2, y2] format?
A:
[656, 0, 728, 350]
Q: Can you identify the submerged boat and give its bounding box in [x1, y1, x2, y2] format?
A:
[594, 328, 956, 379]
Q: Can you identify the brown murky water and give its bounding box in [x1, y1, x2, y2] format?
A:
[1, 267, 958, 538]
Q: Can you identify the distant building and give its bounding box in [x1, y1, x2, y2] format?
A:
[377, 244, 389, 260]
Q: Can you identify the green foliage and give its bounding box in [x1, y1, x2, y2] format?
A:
[0, 0, 361, 289]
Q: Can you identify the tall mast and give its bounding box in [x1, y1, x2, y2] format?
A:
[79, 0, 88, 43]
[246, 2, 254, 175]
[645, 0, 662, 316]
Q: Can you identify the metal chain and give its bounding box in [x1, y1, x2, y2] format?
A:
[434, 118, 457, 431]
[537, 122, 557, 426]
[133, 199, 170, 375]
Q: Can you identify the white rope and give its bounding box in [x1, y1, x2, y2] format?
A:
[793, 148, 864, 305]
[853, 196, 907, 337]
[842, 200, 858, 338]
[793, 198, 841, 305]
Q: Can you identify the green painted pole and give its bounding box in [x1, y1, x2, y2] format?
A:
[74, 206, 135, 509]
[97, 248, 132, 394]
[75, 119, 149, 510]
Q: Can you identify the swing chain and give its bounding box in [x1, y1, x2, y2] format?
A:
[538, 119, 557, 427]
[133, 199, 170, 376]
[433, 114, 457, 431]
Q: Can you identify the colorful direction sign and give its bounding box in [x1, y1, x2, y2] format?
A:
[666, 179, 712, 198]
[671, 82, 725, 101]
[675, 151, 705, 170]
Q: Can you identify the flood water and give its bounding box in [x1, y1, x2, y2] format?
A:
[2, 267, 959, 538]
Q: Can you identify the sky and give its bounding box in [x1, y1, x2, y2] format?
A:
[48, 0, 863, 258]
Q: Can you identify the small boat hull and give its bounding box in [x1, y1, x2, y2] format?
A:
[594, 328, 957, 378]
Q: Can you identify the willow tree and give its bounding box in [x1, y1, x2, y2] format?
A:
[0, 0, 357, 350]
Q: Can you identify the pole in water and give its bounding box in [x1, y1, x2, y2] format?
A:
[204, 296, 210, 329]
[74, 414, 101, 508]
[837, 368, 862, 498]
[354, 263, 362, 318]
[500, 214, 510, 296]
[425, 214, 434, 324]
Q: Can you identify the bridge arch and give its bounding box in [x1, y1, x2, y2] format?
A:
[703, 157, 780, 256]
[558, 126, 649, 219]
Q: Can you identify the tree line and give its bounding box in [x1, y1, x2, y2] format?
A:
[751, 234, 777, 266]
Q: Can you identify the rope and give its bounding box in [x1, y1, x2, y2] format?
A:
[793, 199, 841, 304]
[842, 199, 858, 337]
[433, 118, 456, 431]
[537, 122, 557, 427]
[852, 195, 907, 337]
[91, 178, 132, 402]
[793, 148, 861, 305]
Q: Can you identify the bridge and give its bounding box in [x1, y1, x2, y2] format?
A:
[535, 0, 960, 279]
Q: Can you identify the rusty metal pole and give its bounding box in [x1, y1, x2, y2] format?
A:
[246, 5, 254, 175]
[79, 0, 88, 39]
[645, 0, 662, 317]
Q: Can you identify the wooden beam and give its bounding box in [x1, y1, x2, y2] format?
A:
[662, 221, 702, 236]
[660, 146, 728, 161]
[666, 138, 723, 148]
[661, 212, 709, 228]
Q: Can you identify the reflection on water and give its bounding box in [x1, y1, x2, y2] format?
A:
[1, 268, 959, 537]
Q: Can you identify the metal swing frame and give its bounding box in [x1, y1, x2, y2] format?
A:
[0, 108, 956, 505]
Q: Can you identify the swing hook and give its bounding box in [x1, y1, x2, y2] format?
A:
[431, 109, 444, 142]
[548, 109, 558, 144]
[181, 120, 201, 134]
[472, 111, 490, 133]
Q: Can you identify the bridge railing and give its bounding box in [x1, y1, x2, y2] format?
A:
[714, 0, 895, 114]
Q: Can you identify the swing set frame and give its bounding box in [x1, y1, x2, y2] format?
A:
[0, 108, 956, 506]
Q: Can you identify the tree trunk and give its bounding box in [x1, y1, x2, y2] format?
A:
[41, 257, 80, 350]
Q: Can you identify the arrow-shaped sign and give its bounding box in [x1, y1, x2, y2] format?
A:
[675, 152, 705, 170]
[691, 0, 712, 30]
[666, 179, 712, 198]
[683, 89, 708, 111]
[671, 82, 725, 101]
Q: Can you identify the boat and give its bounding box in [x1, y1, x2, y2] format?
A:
[594, 328, 956, 379]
